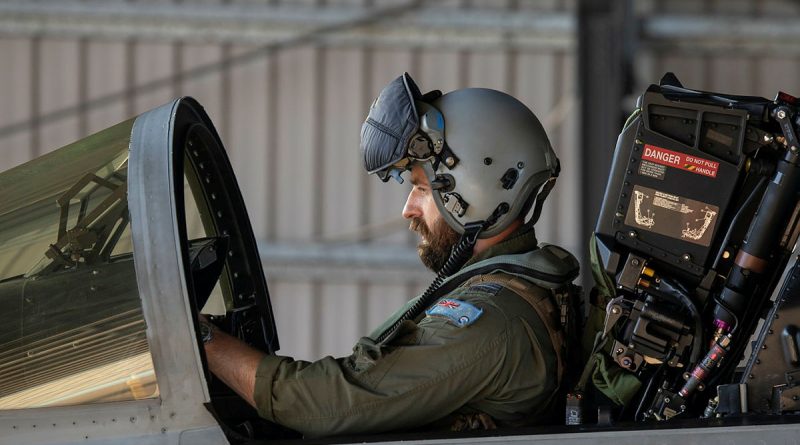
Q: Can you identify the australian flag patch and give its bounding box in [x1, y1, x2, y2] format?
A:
[425, 299, 483, 327]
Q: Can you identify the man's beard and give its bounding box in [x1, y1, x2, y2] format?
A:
[410, 217, 460, 272]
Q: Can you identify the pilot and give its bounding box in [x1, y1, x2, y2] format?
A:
[199, 73, 579, 438]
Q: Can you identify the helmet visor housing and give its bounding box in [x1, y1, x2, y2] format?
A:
[360, 73, 422, 183]
[361, 73, 453, 183]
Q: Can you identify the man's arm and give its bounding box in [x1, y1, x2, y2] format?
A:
[201, 318, 264, 408]
[199, 292, 550, 439]
[250, 304, 521, 438]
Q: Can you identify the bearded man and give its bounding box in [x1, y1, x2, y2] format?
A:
[199, 73, 579, 438]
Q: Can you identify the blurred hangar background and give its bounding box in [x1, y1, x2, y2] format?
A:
[1, 0, 800, 361]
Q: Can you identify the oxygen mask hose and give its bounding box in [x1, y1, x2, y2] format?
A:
[373, 204, 509, 344]
[374, 222, 483, 344]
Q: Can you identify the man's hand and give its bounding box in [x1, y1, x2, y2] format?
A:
[198, 313, 266, 409]
[449, 412, 497, 431]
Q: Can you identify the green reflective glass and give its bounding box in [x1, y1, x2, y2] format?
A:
[0, 119, 159, 409]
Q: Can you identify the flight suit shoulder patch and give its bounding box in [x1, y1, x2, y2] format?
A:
[464, 282, 503, 296]
[425, 298, 483, 328]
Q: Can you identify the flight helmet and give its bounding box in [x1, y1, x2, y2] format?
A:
[360, 72, 560, 238]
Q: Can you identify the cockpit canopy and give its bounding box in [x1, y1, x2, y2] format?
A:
[0, 98, 277, 412]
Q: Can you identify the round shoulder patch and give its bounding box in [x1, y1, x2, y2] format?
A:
[425, 299, 484, 327]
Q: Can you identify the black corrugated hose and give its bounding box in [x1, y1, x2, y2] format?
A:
[374, 221, 484, 344]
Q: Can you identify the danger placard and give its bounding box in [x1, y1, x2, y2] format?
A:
[642, 144, 719, 178]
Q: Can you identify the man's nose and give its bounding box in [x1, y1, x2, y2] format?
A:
[402, 191, 421, 220]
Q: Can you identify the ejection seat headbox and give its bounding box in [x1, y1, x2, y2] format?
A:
[595, 75, 776, 282]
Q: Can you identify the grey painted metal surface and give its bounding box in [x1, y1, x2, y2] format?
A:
[644, 14, 800, 54]
[0, 400, 224, 445]
[0, 1, 574, 50]
[352, 422, 800, 444]
[127, 99, 226, 443]
[258, 242, 431, 284]
[7, 0, 800, 55]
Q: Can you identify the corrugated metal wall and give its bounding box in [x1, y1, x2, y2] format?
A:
[634, 0, 800, 104]
[2, 0, 800, 361]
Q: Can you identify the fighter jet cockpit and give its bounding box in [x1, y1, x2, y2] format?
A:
[6, 83, 800, 445]
[0, 98, 278, 444]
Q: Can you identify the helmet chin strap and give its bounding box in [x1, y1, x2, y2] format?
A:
[372, 206, 508, 344]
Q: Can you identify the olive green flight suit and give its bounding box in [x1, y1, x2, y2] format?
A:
[253, 229, 566, 438]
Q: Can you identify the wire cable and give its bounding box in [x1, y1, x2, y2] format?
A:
[373, 222, 482, 344]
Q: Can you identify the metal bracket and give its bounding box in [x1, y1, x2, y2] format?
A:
[442, 192, 469, 217]
[603, 296, 631, 338]
[618, 254, 647, 291]
[611, 339, 645, 372]
[772, 383, 800, 414]
[773, 105, 800, 154]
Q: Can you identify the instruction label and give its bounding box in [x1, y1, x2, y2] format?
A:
[638, 160, 667, 180]
[624, 184, 719, 247]
[642, 144, 720, 178]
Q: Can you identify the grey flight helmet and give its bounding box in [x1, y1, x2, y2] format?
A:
[361, 72, 559, 239]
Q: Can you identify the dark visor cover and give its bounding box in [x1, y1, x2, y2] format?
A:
[360, 73, 423, 181]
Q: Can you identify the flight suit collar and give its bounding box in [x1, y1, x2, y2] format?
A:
[464, 226, 538, 268]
